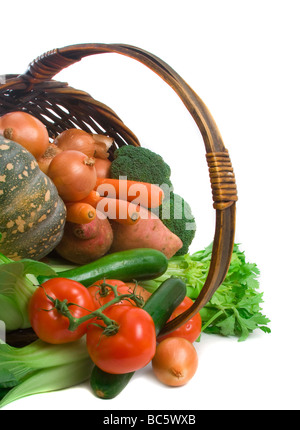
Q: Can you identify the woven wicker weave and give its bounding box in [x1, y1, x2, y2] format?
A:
[0, 43, 237, 339]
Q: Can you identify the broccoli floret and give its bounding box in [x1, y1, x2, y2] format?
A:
[110, 145, 173, 188]
[159, 192, 196, 256]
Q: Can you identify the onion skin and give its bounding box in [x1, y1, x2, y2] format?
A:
[151, 337, 198, 387]
[38, 144, 62, 174]
[0, 111, 49, 160]
[47, 150, 97, 202]
[92, 134, 113, 158]
[54, 128, 96, 157]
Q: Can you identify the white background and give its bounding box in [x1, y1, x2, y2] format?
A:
[1, 0, 299, 411]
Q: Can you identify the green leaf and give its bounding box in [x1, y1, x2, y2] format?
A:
[0, 252, 13, 265]
[260, 326, 271, 334]
[216, 314, 236, 337]
[0, 369, 19, 388]
[145, 242, 271, 341]
[0, 387, 12, 402]
[0, 258, 57, 330]
[0, 260, 57, 296]
[0, 259, 56, 283]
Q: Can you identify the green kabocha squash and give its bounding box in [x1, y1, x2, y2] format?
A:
[0, 135, 66, 260]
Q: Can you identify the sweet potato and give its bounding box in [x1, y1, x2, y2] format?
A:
[55, 216, 113, 264]
[109, 206, 183, 259]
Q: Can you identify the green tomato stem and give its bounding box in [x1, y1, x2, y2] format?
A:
[41, 284, 144, 334]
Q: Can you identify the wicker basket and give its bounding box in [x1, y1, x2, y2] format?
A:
[0, 43, 237, 343]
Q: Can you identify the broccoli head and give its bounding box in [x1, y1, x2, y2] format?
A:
[159, 192, 196, 256]
[110, 145, 173, 188]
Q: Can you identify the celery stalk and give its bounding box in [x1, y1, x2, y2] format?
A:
[141, 243, 271, 341]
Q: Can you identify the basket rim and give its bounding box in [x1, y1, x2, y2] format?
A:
[0, 43, 237, 335]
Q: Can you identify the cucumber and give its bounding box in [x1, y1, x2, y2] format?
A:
[90, 277, 186, 399]
[143, 277, 187, 336]
[90, 367, 135, 400]
[37, 248, 168, 287]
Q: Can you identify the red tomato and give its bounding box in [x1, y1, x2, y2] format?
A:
[88, 279, 129, 308]
[86, 305, 156, 374]
[157, 296, 202, 343]
[29, 278, 96, 344]
[88, 279, 151, 309]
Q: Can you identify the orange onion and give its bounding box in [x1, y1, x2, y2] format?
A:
[38, 143, 62, 174]
[47, 150, 97, 202]
[54, 128, 96, 157]
[151, 337, 198, 387]
[0, 111, 49, 160]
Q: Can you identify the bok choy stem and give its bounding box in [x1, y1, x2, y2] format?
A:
[0, 337, 93, 408]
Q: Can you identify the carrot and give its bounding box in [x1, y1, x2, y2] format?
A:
[77, 189, 101, 208]
[96, 196, 141, 225]
[95, 178, 164, 208]
[75, 189, 141, 225]
[66, 202, 96, 224]
[94, 177, 104, 190]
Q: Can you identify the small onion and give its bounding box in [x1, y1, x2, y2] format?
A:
[152, 337, 198, 387]
[54, 128, 96, 157]
[47, 150, 97, 202]
[38, 143, 62, 174]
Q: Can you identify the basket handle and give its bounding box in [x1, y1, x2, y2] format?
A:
[22, 43, 237, 335]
